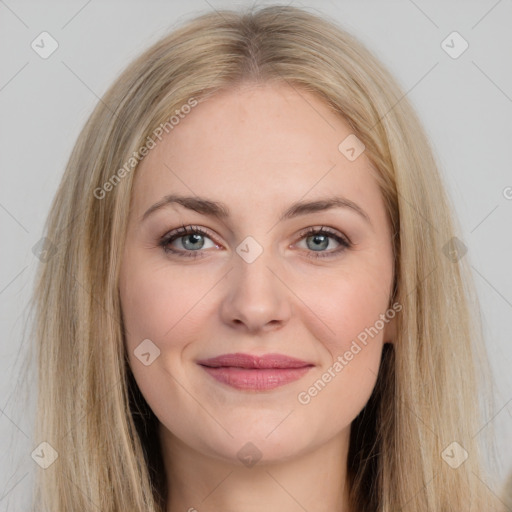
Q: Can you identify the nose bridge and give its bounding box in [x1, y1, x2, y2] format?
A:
[235, 239, 275, 292]
[219, 234, 291, 331]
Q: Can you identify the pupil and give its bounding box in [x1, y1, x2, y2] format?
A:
[184, 233, 204, 250]
[309, 234, 328, 251]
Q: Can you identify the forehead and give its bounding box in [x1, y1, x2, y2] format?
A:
[131, 82, 385, 223]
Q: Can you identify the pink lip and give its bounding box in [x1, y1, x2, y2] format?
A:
[197, 352, 312, 369]
[197, 352, 314, 391]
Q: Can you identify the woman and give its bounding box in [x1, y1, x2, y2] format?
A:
[29, 5, 503, 511]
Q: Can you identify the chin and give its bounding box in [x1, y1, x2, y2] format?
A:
[205, 434, 307, 467]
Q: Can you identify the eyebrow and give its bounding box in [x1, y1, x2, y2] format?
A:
[141, 193, 372, 226]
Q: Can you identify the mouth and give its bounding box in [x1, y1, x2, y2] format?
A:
[196, 352, 314, 391]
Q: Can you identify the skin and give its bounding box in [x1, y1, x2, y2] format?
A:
[119, 82, 396, 512]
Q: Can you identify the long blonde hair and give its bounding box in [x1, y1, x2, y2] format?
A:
[28, 5, 502, 511]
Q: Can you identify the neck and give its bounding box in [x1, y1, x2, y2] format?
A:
[160, 425, 352, 512]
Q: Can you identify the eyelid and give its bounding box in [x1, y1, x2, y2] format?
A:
[158, 224, 218, 252]
[295, 225, 351, 245]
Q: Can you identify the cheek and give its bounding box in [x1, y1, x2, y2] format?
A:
[120, 254, 210, 346]
[291, 256, 392, 417]
[292, 272, 389, 430]
[119, 256, 212, 429]
[296, 350, 382, 441]
[119, 254, 220, 413]
[295, 257, 393, 355]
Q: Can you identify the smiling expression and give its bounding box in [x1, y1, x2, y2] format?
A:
[119, 81, 395, 464]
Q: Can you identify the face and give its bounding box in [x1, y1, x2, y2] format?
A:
[119, 82, 396, 465]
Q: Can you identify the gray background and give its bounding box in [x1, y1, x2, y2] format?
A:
[1, 0, 511, 509]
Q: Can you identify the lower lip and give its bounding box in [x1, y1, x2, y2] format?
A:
[200, 366, 312, 391]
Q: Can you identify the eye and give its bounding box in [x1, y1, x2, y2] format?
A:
[159, 224, 351, 260]
[159, 225, 220, 259]
[295, 226, 351, 259]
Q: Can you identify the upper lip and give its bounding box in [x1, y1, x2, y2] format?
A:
[197, 352, 314, 369]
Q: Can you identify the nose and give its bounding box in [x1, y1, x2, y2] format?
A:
[218, 247, 292, 333]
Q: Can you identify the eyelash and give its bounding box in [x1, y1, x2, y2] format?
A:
[158, 224, 351, 260]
